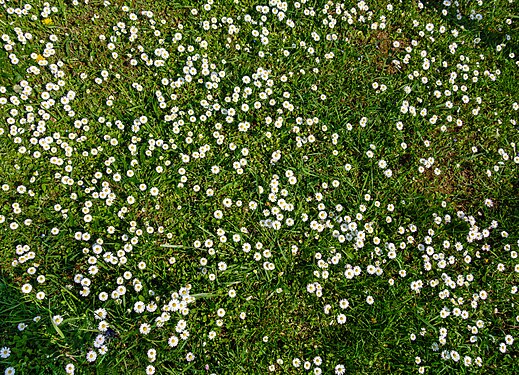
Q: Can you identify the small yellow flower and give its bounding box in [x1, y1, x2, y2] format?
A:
[42, 18, 53, 25]
[35, 54, 45, 62]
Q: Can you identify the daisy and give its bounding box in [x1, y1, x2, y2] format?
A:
[140, 323, 151, 335]
[168, 335, 179, 347]
[451, 350, 460, 362]
[94, 308, 107, 320]
[65, 363, 75, 374]
[21, 283, 32, 293]
[98, 320, 109, 332]
[134, 301, 145, 313]
[52, 315, 63, 325]
[0, 347, 11, 358]
[91, 333, 105, 348]
[86, 350, 97, 362]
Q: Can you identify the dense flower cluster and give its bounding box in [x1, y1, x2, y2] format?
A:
[0, 0, 517, 374]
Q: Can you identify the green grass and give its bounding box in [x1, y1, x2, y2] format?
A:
[1, 0, 518, 374]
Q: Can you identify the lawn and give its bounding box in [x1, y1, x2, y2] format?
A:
[0, 0, 518, 374]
